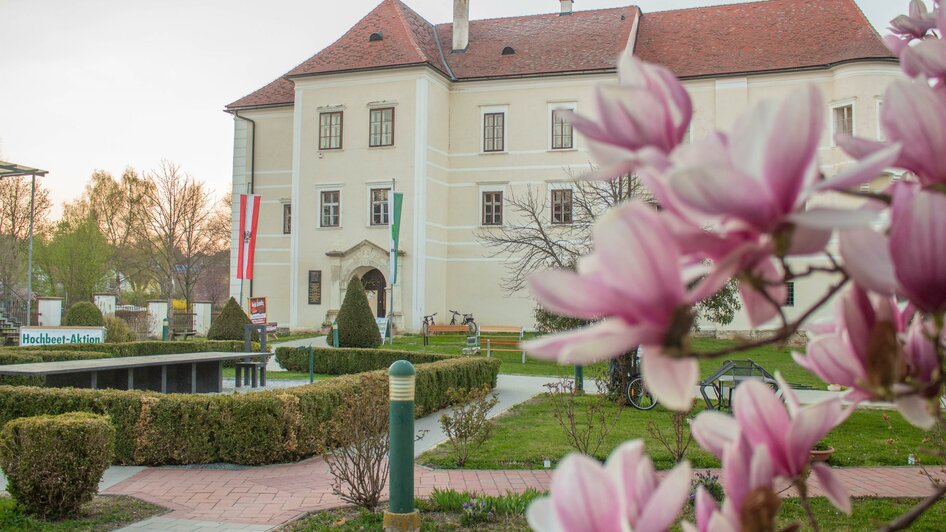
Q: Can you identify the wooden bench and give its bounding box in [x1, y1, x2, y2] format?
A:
[423, 324, 476, 347]
[170, 313, 197, 340]
[480, 325, 525, 363]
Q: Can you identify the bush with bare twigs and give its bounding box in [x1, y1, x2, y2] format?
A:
[544, 377, 621, 457]
[439, 385, 500, 466]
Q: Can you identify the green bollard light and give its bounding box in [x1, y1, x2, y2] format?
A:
[308, 346, 314, 384]
[384, 360, 420, 531]
[575, 364, 584, 394]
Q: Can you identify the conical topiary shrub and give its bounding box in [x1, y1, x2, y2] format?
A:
[336, 277, 381, 348]
[208, 297, 258, 341]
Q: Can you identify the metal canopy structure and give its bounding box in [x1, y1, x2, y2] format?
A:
[0, 161, 48, 327]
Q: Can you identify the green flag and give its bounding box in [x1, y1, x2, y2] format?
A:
[389, 192, 403, 284]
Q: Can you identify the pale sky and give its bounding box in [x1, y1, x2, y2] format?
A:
[0, 0, 909, 215]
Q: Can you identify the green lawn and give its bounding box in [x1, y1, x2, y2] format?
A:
[0, 495, 165, 531]
[390, 335, 822, 388]
[419, 395, 943, 470]
[222, 368, 332, 381]
[283, 497, 946, 531]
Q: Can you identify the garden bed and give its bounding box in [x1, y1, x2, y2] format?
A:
[0, 355, 500, 466]
[0, 495, 165, 531]
[419, 395, 944, 470]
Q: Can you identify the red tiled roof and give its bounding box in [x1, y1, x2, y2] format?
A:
[636, 0, 895, 79]
[433, 6, 638, 80]
[227, 0, 895, 110]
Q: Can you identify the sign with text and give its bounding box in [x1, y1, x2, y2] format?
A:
[308, 270, 322, 305]
[248, 297, 267, 326]
[376, 316, 391, 344]
[19, 326, 106, 346]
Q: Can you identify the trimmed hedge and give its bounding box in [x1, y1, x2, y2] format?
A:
[336, 277, 381, 348]
[0, 412, 114, 517]
[0, 356, 500, 465]
[7, 340, 249, 357]
[208, 297, 258, 342]
[275, 347, 455, 374]
[63, 301, 105, 327]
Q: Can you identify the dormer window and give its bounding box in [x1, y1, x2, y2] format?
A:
[369, 32, 383, 42]
[501, 46, 516, 55]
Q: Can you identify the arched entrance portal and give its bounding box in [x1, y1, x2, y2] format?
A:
[360, 268, 386, 318]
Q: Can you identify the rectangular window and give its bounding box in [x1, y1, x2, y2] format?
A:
[783, 281, 795, 307]
[282, 204, 291, 234]
[483, 112, 505, 152]
[551, 109, 573, 149]
[369, 108, 394, 147]
[551, 188, 573, 224]
[833, 104, 853, 137]
[319, 111, 343, 150]
[320, 190, 340, 227]
[370, 188, 390, 226]
[482, 191, 503, 225]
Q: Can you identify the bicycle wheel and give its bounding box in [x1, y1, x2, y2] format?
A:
[627, 376, 657, 410]
[467, 321, 479, 336]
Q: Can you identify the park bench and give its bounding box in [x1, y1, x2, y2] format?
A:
[480, 325, 525, 363]
[169, 312, 197, 340]
[422, 324, 477, 348]
[0, 351, 270, 393]
[234, 324, 269, 388]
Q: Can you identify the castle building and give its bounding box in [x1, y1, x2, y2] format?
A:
[226, 0, 899, 332]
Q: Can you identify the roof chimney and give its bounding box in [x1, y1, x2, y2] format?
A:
[560, 0, 573, 15]
[453, 0, 470, 52]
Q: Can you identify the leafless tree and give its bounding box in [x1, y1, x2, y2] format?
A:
[476, 173, 653, 293]
[135, 161, 218, 321]
[0, 175, 52, 292]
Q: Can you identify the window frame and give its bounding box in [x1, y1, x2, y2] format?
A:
[550, 187, 574, 225]
[282, 203, 291, 234]
[318, 111, 344, 150]
[368, 187, 391, 226]
[876, 98, 885, 141]
[480, 189, 505, 226]
[318, 188, 342, 228]
[549, 102, 577, 150]
[480, 105, 508, 154]
[829, 100, 855, 146]
[368, 107, 395, 148]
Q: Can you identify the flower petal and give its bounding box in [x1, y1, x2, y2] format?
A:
[641, 347, 697, 411]
[523, 319, 647, 364]
[786, 398, 845, 475]
[839, 229, 897, 296]
[606, 440, 646, 522]
[635, 461, 692, 532]
[526, 497, 563, 532]
[528, 269, 628, 320]
[761, 85, 824, 212]
[890, 187, 946, 312]
[813, 143, 901, 192]
[691, 411, 740, 458]
[896, 395, 939, 430]
[788, 208, 880, 230]
[811, 463, 852, 515]
[793, 336, 866, 390]
[548, 453, 625, 532]
[733, 380, 792, 475]
[739, 258, 786, 328]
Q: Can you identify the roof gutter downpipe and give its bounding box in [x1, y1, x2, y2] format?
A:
[231, 110, 256, 301]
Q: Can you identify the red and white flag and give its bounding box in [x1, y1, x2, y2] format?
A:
[236, 194, 261, 280]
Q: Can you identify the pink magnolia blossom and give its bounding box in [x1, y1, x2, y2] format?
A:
[840, 184, 946, 314]
[793, 284, 905, 402]
[565, 51, 692, 179]
[889, 0, 937, 41]
[527, 440, 692, 532]
[524, 202, 735, 410]
[691, 377, 852, 514]
[896, 318, 945, 428]
[684, 437, 776, 532]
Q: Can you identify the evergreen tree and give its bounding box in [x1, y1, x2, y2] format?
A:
[336, 277, 381, 348]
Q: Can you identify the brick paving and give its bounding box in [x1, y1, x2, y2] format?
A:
[106, 457, 946, 531]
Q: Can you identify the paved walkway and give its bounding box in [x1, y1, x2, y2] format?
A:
[109, 457, 946, 531]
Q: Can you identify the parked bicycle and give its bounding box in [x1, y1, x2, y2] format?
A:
[448, 309, 478, 335]
[422, 313, 437, 336]
[609, 349, 657, 411]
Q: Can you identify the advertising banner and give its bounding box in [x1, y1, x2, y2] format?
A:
[19, 326, 106, 346]
[389, 192, 403, 284]
[248, 297, 267, 326]
[236, 194, 261, 279]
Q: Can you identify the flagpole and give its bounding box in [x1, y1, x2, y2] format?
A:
[389, 178, 395, 343]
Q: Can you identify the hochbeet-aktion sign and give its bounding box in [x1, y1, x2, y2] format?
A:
[19, 326, 106, 345]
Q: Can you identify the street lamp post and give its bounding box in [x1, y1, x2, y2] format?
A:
[384, 360, 420, 531]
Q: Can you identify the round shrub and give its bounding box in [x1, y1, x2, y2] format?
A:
[63, 301, 104, 327]
[0, 412, 114, 518]
[104, 316, 135, 343]
[208, 297, 258, 342]
[337, 277, 381, 348]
